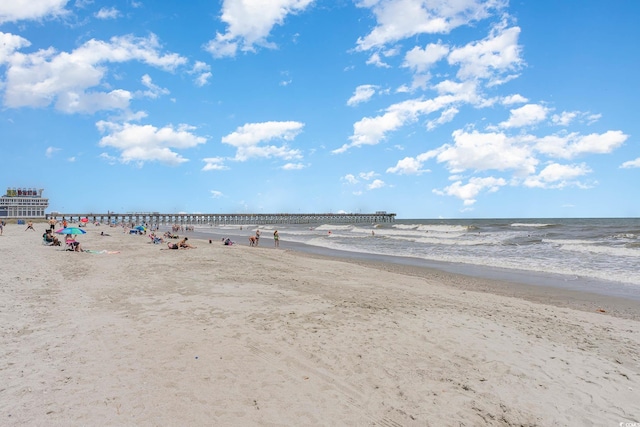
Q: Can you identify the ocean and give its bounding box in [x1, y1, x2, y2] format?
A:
[193, 217, 640, 299]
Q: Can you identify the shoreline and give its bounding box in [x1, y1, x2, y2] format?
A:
[188, 226, 640, 321]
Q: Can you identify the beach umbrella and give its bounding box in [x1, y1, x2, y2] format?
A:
[134, 225, 146, 231]
[80, 217, 89, 223]
[55, 227, 87, 235]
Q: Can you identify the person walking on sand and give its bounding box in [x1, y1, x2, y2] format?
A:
[25, 221, 35, 231]
[0, 220, 4, 235]
[274, 230, 279, 248]
[255, 229, 261, 246]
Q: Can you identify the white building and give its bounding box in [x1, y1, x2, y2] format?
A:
[0, 188, 49, 219]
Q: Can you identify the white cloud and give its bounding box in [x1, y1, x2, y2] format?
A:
[204, 0, 315, 58]
[551, 111, 578, 126]
[535, 130, 628, 159]
[367, 179, 386, 190]
[386, 155, 431, 175]
[499, 103, 548, 128]
[359, 171, 377, 180]
[335, 95, 460, 153]
[190, 61, 212, 86]
[0, 0, 69, 24]
[140, 74, 170, 99]
[95, 7, 119, 19]
[620, 158, 640, 169]
[448, 23, 523, 84]
[402, 42, 449, 73]
[2, 34, 187, 113]
[202, 157, 228, 171]
[402, 42, 449, 89]
[366, 52, 391, 68]
[281, 162, 306, 170]
[355, 0, 506, 51]
[96, 121, 207, 166]
[210, 190, 224, 198]
[195, 72, 212, 87]
[0, 32, 31, 65]
[426, 106, 458, 130]
[342, 174, 359, 184]
[347, 85, 378, 106]
[433, 176, 506, 205]
[502, 94, 528, 105]
[435, 129, 538, 175]
[523, 163, 591, 189]
[221, 121, 304, 162]
[45, 146, 60, 157]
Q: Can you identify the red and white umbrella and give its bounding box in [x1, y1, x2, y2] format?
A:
[80, 217, 89, 223]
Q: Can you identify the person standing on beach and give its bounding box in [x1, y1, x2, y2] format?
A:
[255, 229, 260, 246]
[49, 218, 56, 231]
[25, 221, 35, 231]
[274, 230, 279, 248]
[0, 220, 4, 235]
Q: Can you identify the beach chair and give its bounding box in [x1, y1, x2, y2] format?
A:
[149, 234, 163, 244]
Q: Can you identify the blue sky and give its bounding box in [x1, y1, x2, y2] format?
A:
[1, 0, 638, 219]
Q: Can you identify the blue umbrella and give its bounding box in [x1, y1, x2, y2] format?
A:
[55, 227, 87, 235]
[134, 225, 146, 231]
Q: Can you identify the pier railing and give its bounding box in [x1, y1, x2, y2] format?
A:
[46, 212, 396, 226]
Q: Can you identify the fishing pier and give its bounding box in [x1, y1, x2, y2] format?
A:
[46, 212, 396, 226]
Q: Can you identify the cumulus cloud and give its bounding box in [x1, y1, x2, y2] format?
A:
[202, 157, 228, 171]
[0, 0, 69, 24]
[347, 85, 378, 106]
[535, 130, 628, 159]
[342, 174, 358, 184]
[620, 158, 640, 169]
[523, 163, 592, 188]
[386, 152, 433, 175]
[502, 94, 528, 105]
[448, 22, 523, 84]
[433, 176, 506, 205]
[210, 190, 224, 198]
[335, 95, 462, 153]
[204, 0, 315, 58]
[367, 179, 386, 190]
[499, 103, 548, 128]
[97, 121, 207, 166]
[0, 32, 31, 65]
[355, 0, 505, 51]
[95, 7, 119, 19]
[190, 61, 212, 86]
[140, 74, 170, 99]
[2, 34, 187, 113]
[281, 162, 306, 170]
[221, 121, 304, 162]
[434, 129, 538, 175]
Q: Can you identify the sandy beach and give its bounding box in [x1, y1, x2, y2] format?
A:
[1, 223, 639, 426]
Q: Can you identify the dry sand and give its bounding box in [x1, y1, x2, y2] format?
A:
[1, 223, 639, 426]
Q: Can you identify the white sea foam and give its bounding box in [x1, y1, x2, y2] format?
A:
[196, 218, 640, 288]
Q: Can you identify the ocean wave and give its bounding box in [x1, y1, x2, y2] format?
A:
[510, 223, 555, 228]
[553, 242, 640, 258]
